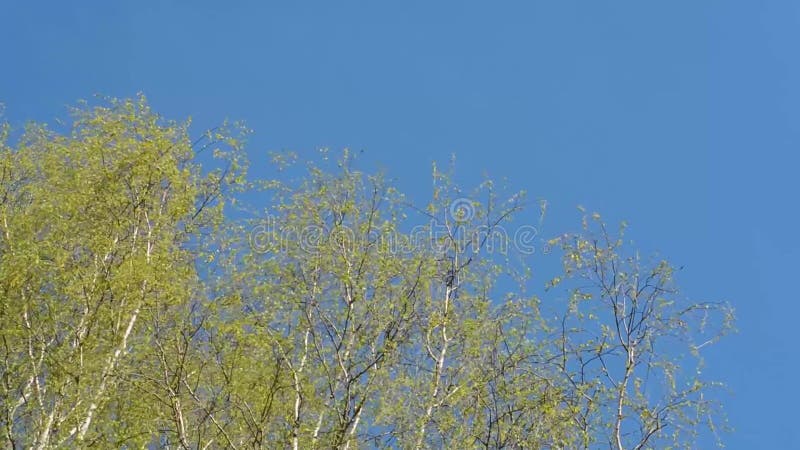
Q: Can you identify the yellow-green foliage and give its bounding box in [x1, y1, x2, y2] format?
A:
[0, 98, 732, 449]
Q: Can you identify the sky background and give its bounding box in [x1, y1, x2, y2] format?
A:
[2, 1, 798, 447]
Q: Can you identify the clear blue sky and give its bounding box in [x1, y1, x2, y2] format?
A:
[2, 2, 798, 447]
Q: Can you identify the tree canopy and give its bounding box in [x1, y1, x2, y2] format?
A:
[0, 97, 733, 449]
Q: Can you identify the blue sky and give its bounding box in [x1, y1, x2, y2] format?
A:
[2, 1, 798, 447]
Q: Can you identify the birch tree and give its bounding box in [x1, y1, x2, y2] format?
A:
[0, 98, 733, 449]
[0, 96, 245, 448]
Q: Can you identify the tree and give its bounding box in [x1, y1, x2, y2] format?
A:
[0, 96, 246, 448]
[0, 97, 733, 449]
